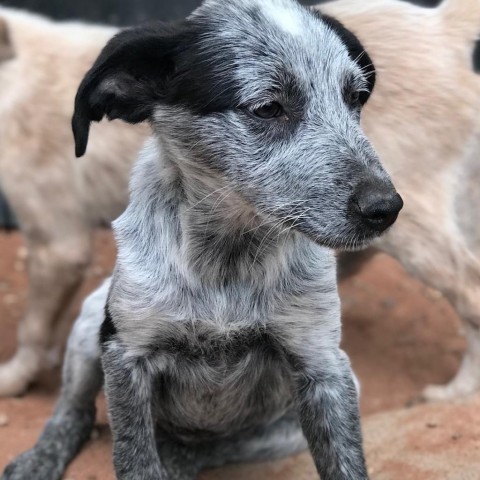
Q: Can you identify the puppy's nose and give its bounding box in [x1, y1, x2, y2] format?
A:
[353, 182, 403, 231]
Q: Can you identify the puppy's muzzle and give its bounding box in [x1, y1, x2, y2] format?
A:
[351, 180, 403, 232]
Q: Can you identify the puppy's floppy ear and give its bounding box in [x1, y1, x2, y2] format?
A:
[312, 10, 376, 105]
[72, 21, 189, 157]
[0, 17, 15, 62]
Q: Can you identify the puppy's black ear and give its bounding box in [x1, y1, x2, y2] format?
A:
[72, 21, 188, 157]
[312, 10, 376, 105]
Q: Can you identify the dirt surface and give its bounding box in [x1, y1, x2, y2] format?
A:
[0, 230, 474, 479]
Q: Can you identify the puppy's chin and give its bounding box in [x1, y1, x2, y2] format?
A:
[334, 237, 376, 252]
[303, 226, 387, 252]
[316, 236, 374, 252]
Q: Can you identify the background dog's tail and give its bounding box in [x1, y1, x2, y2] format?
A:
[441, 0, 480, 39]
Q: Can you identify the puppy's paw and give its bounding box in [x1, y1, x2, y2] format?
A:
[2, 449, 63, 480]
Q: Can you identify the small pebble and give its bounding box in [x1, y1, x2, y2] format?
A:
[0, 414, 9, 427]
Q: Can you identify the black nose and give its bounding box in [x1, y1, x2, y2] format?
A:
[353, 183, 403, 231]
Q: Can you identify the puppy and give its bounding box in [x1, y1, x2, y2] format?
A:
[2, 0, 402, 478]
[320, 0, 480, 401]
[0, 7, 148, 396]
[4, 0, 478, 404]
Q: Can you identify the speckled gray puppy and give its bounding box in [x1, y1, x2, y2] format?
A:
[2, 0, 402, 479]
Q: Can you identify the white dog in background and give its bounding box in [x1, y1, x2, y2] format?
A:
[321, 0, 480, 401]
[0, 7, 148, 396]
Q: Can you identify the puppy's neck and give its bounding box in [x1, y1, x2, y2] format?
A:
[119, 140, 307, 287]
[178, 164, 301, 285]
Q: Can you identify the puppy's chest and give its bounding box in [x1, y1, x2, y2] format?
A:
[149, 325, 293, 441]
[153, 323, 270, 363]
[116, 278, 287, 353]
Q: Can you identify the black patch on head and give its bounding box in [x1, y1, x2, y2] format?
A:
[402, 0, 442, 6]
[73, 21, 181, 157]
[72, 18, 241, 157]
[163, 31, 239, 115]
[100, 304, 117, 345]
[310, 10, 375, 105]
[313, 0, 442, 6]
[473, 39, 480, 74]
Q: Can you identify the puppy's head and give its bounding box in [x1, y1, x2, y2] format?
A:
[73, 0, 402, 250]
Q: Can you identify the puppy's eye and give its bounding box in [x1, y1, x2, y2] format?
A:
[345, 90, 360, 107]
[252, 102, 285, 119]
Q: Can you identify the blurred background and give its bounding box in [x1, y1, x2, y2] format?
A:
[0, 0, 445, 228]
[0, 0, 444, 26]
[0, 0, 443, 228]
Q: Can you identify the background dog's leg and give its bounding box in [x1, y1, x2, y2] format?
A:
[1, 280, 107, 480]
[0, 223, 91, 397]
[378, 210, 480, 401]
[421, 265, 480, 401]
[423, 322, 480, 401]
[0, 154, 93, 396]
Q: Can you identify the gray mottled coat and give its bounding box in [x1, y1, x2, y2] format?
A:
[2, 0, 402, 479]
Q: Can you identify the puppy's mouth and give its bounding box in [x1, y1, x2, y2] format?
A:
[280, 215, 397, 252]
[320, 229, 385, 252]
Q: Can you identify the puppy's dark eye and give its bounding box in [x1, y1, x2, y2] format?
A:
[252, 102, 285, 119]
[345, 90, 360, 107]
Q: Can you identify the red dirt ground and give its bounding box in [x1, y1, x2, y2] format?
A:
[0, 230, 476, 479]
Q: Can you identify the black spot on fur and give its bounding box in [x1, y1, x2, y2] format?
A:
[313, 0, 442, 6]
[473, 39, 480, 74]
[402, 0, 442, 6]
[72, 19, 241, 157]
[100, 304, 117, 345]
[149, 325, 274, 365]
[319, 14, 375, 105]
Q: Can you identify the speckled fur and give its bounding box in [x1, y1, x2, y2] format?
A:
[2, 0, 401, 478]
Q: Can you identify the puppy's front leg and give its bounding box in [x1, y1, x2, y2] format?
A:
[297, 349, 367, 479]
[277, 325, 368, 479]
[102, 340, 168, 480]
